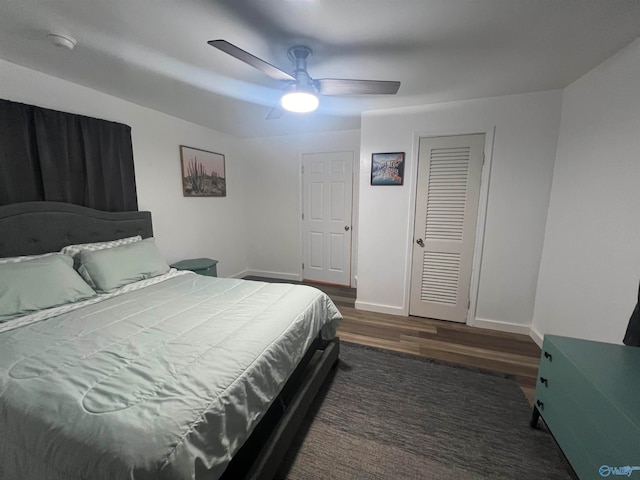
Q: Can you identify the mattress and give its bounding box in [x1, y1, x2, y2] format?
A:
[0, 273, 342, 479]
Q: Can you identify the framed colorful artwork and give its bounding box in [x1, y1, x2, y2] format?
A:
[371, 152, 405, 186]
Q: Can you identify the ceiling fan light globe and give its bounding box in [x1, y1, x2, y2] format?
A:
[280, 91, 319, 113]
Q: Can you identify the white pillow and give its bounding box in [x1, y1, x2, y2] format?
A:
[0, 253, 57, 264]
[1, 235, 143, 266]
[61, 235, 142, 265]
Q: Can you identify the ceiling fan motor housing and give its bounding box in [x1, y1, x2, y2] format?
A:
[288, 46, 315, 90]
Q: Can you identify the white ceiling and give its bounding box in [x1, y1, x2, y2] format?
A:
[1, 0, 640, 138]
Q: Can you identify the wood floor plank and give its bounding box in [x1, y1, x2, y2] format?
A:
[338, 322, 407, 341]
[516, 374, 539, 389]
[243, 276, 541, 406]
[339, 307, 438, 333]
[339, 332, 422, 355]
[416, 346, 538, 378]
[340, 316, 438, 335]
[520, 386, 536, 405]
[419, 327, 541, 358]
[403, 335, 539, 368]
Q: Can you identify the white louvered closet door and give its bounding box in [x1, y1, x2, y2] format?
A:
[409, 134, 484, 322]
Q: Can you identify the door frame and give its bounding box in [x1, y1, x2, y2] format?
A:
[405, 126, 495, 326]
[297, 149, 358, 287]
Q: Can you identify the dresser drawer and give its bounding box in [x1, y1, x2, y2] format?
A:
[536, 381, 627, 479]
[535, 384, 598, 480]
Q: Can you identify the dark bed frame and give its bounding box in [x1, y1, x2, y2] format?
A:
[0, 201, 340, 480]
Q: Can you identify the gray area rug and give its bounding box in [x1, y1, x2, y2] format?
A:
[278, 342, 572, 480]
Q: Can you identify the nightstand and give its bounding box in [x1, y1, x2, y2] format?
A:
[170, 258, 218, 277]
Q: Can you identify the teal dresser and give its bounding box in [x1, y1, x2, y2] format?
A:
[531, 335, 640, 479]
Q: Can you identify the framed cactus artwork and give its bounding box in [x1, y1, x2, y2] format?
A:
[179, 146, 226, 197]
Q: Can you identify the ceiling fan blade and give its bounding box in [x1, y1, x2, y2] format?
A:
[266, 103, 284, 120]
[208, 40, 295, 82]
[315, 78, 400, 95]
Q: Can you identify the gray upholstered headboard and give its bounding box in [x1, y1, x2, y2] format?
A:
[0, 201, 153, 257]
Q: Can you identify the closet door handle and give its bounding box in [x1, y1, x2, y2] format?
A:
[540, 377, 548, 387]
[416, 238, 424, 247]
[544, 351, 552, 362]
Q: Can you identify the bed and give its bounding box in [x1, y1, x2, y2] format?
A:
[0, 201, 342, 480]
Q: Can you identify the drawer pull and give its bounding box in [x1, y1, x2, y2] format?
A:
[544, 351, 553, 362]
[536, 399, 544, 411]
[540, 377, 548, 387]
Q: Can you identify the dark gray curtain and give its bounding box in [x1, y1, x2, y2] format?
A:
[0, 99, 138, 211]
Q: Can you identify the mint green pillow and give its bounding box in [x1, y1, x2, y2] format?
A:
[0, 254, 97, 323]
[60, 235, 142, 267]
[77, 237, 170, 293]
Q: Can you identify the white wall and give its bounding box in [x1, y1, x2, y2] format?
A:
[0, 59, 250, 277]
[532, 38, 640, 345]
[358, 90, 563, 330]
[242, 130, 361, 283]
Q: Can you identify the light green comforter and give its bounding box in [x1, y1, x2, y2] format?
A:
[0, 275, 342, 479]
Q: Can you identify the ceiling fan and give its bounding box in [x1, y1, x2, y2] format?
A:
[207, 39, 401, 118]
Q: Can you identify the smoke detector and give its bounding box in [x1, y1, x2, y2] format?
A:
[48, 33, 76, 50]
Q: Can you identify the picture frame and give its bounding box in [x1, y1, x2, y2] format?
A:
[180, 145, 226, 197]
[371, 152, 405, 186]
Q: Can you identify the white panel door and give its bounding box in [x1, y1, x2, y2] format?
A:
[410, 134, 484, 322]
[302, 151, 353, 286]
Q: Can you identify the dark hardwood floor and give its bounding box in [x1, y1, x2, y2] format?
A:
[244, 276, 541, 404]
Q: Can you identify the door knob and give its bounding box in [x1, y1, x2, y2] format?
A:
[416, 238, 424, 247]
[344, 225, 350, 231]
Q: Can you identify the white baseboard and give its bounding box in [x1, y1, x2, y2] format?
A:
[229, 269, 250, 279]
[529, 325, 544, 347]
[471, 317, 532, 335]
[355, 301, 407, 316]
[232, 269, 302, 282]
